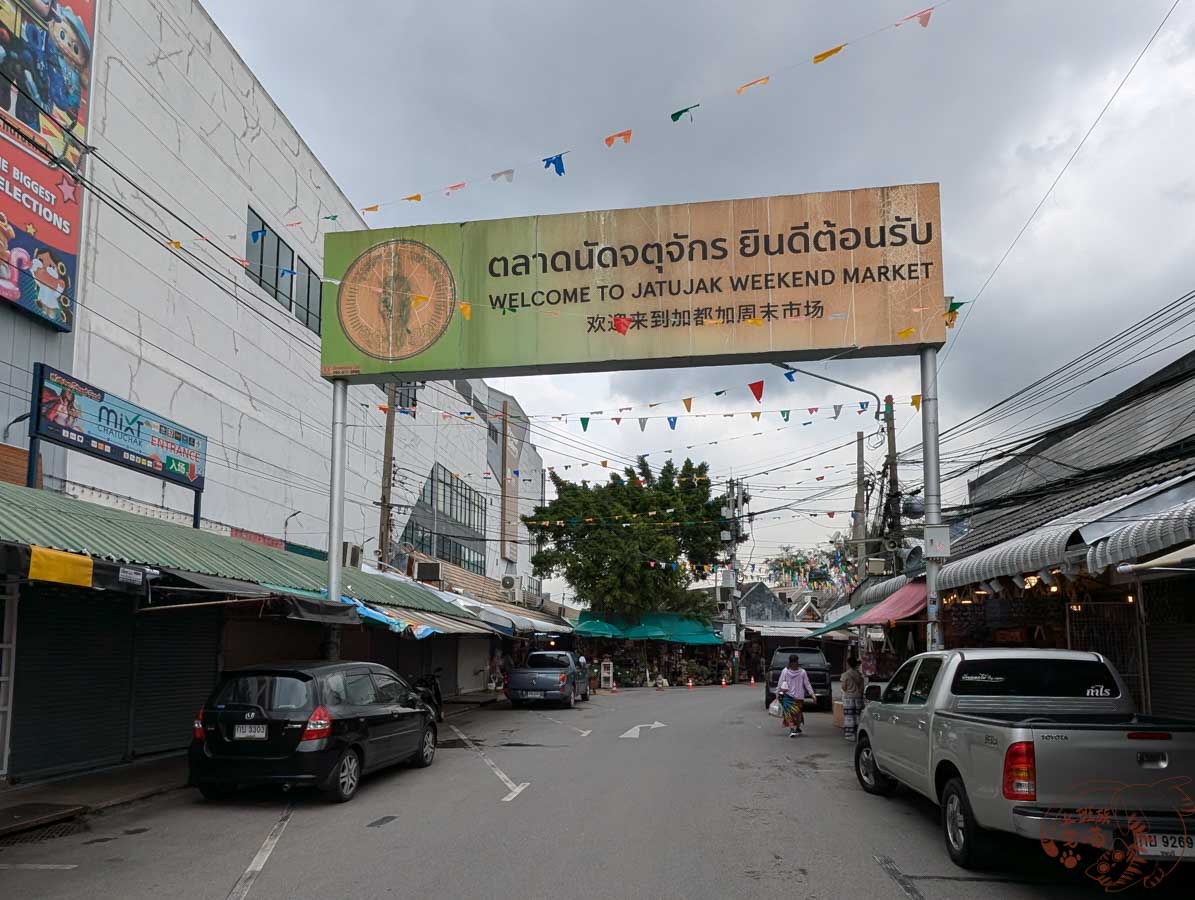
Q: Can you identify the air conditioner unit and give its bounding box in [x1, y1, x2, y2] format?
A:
[415, 561, 442, 583]
[501, 574, 524, 606]
[500, 575, 517, 590]
[342, 542, 364, 568]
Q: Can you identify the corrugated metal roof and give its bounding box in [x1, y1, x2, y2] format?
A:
[1087, 496, 1195, 573]
[0, 481, 469, 617]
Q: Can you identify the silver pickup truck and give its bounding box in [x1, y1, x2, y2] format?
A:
[855, 648, 1195, 871]
[505, 651, 589, 709]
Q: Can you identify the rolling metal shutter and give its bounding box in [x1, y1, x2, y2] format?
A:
[132, 609, 221, 755]
[1145, 627, 1195, 720]
[10, 586, 133, 779]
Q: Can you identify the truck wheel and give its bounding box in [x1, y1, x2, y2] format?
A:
[941, 778, 990, 869]
[562, 688, 576, 710]
[854, 736, 897, 796]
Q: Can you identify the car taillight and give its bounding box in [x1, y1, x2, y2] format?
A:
[1002, 741, 1036, 801]
[559, 673, 568, 685]
[193, 708, 205, 741]
[301, 705, 332, 741]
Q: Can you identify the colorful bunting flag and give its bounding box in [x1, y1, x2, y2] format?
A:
[612, 315, 632, 335]
[668, 416, 677, 430]
[813, 44, 846, 64]
[360, 204, 380, 214]
[898, 7, 934, 28]
[403, 193, 423, 202]
[783, 370, 796, 383]
[683, 397, 693, 413]
[491, 169, 514, 183]
[670, 103, 700, 122]
[250, 228, 267, 243]
[322, 214, 339, 221]
[780, 410, 790, 422]
[279, 267, 296, 277]
[827, 511, 836, 519]
[911, 394, 922, 411]
[613, 417, 622, 425]
[808, 407, 819, 415]
[751, 411, 761, 421]
[860, 401, 870, 412]
[167, 240, 182, 249]
[736, 75, 769, 95]
[833, 404, 843, 420]
[714, 390, 726, 396]
[445, 183, 466, 196]
[639, 418, 648, 432]
[543, 153, 566, 176]
[580, 417, 590, 432]
[600, 460, 608, 468]
[748, 380, 765, 403]
[897, 326, 916, 339]
[460, 302, 472, 321]
[604, 129, 632, 147]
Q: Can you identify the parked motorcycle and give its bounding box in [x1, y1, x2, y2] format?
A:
[411, 667, 444, 722]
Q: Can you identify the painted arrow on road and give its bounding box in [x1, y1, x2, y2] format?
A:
[619, 721, 667, 739]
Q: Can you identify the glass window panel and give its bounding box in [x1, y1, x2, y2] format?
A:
[275, 240, 294, 307]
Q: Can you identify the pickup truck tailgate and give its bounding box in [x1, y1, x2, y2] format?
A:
[1031, 723, 1195, 813]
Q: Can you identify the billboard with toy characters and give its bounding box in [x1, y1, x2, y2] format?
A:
[0, 0, 96, 332]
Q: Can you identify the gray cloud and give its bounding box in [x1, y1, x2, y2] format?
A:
[205, 0, 1195, 559]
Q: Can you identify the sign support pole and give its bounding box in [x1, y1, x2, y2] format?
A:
[920, 347, 943, 650]
[326, 379, 349, 614]
[192, 491, 202, 529]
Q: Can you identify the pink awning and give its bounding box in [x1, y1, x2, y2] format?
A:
[853, 581, 927, 625]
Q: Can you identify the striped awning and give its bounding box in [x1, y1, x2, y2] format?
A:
[939, 523, 1075, 590]
[1087, 496, 1195, 573]
[851, 574, 910, 607]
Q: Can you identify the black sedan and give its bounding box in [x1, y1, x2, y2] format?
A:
[190, 661, 437, 803]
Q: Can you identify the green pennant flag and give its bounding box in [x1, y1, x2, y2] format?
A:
[948, 300, 966, 313]
[670, 103, 700, 122]
[580, 417, 590, 432]
[780, 410, 790, 422]
[714, 389, 726, 396]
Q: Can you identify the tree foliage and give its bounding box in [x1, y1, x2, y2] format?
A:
[525, 457, 730, 620]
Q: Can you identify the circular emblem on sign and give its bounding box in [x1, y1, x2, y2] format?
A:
[336, 240, 456, 361]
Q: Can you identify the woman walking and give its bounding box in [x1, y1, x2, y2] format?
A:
[776, 654, 816, 737]
[841, 655, 865, 742]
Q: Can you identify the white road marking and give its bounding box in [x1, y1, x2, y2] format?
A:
[449, 724, 530, 802]
[619, 720, 667, 739]
[542, 714, 591, 737]
[225, 803, 293, 900]
[0, 863, 78, 870]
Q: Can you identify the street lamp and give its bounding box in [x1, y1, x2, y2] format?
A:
[770, 362, 882, 420]
[283, 510, 302, 545]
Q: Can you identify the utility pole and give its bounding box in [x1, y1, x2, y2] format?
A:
[852, 430, 867, 565]
[883, 394, 903, 573]
[377, 382, 398, 567]
[920, 349, 944, 650]
[726, 480, 746, 683]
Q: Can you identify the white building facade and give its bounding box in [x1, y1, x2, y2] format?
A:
[0, 0, 542, 588]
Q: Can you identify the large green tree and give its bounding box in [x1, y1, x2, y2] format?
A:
[525, 457, 732, 620]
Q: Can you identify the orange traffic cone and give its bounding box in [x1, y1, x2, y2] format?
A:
[721, 676, 727, 688]
[687, 677, 694, 690]
[612, 681, 619, 694]
[750, 675, 756, 687]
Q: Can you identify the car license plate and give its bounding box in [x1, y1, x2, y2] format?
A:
[524, 691, 543, 699]
[234, 724, 268, 740]
[1135, 832, 1193, 859]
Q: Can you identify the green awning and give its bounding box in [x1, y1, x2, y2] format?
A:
[573, 619, 625, 638]
[805, 601, 880, 639]
[578, 611, 722, 644]
[624, 624, 669, 640]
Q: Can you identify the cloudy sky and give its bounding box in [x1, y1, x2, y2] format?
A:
[206, 0, 1195, 570]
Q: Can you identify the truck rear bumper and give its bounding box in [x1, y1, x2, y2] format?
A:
[1011, 806, 1191, 857]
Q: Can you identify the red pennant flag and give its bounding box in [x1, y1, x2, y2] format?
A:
[612, 315, 632, 335]
[827, 511, 836, 519]
[613, 417, 622, 425]
[748, 380, 765, 403]
[808, 407, 819, 415]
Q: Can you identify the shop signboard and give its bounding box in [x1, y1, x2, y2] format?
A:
[31, 363, 207, 490]
[321, 182, 945, 382]
[0, 0, 98, 331]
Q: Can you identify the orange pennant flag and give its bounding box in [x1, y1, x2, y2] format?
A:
[412, 295, 430, 308]
[911, 394, 922, 411]
[460, 302, 472, 321]
[445, 182, 466, 195]
[813, 43, 846, 64]
[898, 7, 934, 28]
[360, 204, 380, 213]
[166, 240, 182, 249]
[403, 193, 422, 202]
[751, 411, 761, 421]
[682, 398, 693, 413]
[736, 75, 769, 95]
[601, 460, 608, 468]
[604, 129, 632, 147]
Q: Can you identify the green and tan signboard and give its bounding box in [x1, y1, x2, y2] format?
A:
[321, 182, 944, 382]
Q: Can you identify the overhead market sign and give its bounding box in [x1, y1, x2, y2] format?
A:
[32, 363, 208, 490]
[321, 182, 944, 382]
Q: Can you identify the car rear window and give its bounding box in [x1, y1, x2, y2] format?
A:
[525, 653, 570, 669]
[214, 673, 314, 712]
[951, 659, 1120, 698]
[770, 650, 827, 669]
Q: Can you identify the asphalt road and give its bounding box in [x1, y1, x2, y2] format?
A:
[1, 686, 1192, 899]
